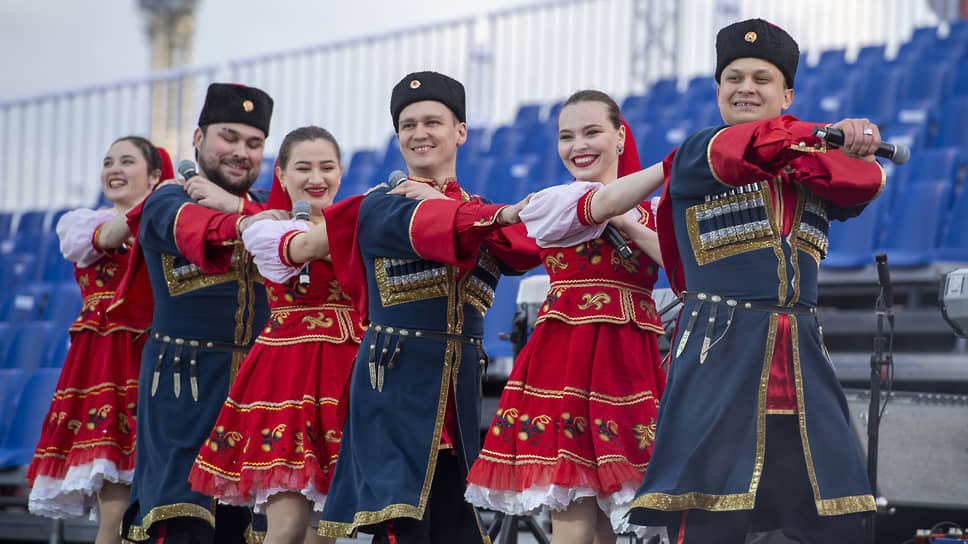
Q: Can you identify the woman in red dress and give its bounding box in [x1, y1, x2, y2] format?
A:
[466, 90, 667, 543]
[27, 136, 169, 544]
[188, 126, 364, 544]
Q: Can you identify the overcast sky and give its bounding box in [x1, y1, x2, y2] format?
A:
[0, 0, 532, 102]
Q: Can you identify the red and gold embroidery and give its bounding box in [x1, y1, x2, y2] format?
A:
[633, 418, 657, 450]
[577, 292, 611, 311]
[544, 252, 569, 273]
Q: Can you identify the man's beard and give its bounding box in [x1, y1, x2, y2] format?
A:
[197, 154, 258, 196]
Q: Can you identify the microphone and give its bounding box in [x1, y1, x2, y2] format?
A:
[604, 224, 633, 259]
[875, 252, 893, 309]
[811, 126, 910, 165]
[292, 200, 312, 285]
[388, 170, 408, 189]
[176, 159, 199, 180]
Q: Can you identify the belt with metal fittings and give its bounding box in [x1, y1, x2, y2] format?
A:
[149, 331, 253, 402]
[677, 292, 816, 364]
[367, 324, 487, 392]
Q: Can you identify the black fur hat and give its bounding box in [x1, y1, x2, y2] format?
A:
[390, 71, 466, 132]
[715, 19, 799, 88]
[198, 83, 274, 136]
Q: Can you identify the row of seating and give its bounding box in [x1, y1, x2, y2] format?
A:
[0, 367, 60, 469]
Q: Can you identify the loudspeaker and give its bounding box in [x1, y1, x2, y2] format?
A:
[844, 388, 968, 509]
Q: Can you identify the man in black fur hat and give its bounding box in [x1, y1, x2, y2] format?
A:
[627, 19, 886, 543]
[317, 71, 540, 543]
[121, 82, 284, 544]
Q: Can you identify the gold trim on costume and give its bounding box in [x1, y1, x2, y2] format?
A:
[160, 246, 248, 296]
[685, 187, 774, 266]
[125, 502, 215, 541]
[706, 128, 740, 189]
[373, 257, 450, 307]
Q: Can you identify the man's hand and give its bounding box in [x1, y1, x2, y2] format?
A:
[237, 209, 291, 235]
[498, 193, 534, 225]
[185, 176, 243, 212]
[830, 118, 880, 162]
[388, 180, 450, 201]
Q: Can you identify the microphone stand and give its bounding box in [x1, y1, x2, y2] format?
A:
[866, 279, 894, 544]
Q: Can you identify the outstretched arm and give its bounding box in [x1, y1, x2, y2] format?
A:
[587, 162, 664, 223]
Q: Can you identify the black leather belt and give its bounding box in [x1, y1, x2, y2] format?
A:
[677, 292, 816, 364]
[149, 331, 253, 401]
[367, 324, 487, 392]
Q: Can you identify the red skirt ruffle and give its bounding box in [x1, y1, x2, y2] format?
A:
[26, 329, 143, 484]
[187, 338, 357, 508]
[468, 319, 665, 498]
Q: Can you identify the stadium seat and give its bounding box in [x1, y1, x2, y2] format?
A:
[645, 78, 681, 109]
[14, 210, 48, 235]
[515, 120, 557, 157]
[251, 156, 277, 193]
[933, 96, 968, 150]
[483, 275, 521, 360]
[853, 45, 886, 68]
[2, 320, 59, 372]
[0, 252, 41, 289]
[930, 181, 968, 262]
[456, 157, 497, 198]
[460, 127, 488, 160]
[822, 196, 885, 269]
[620, 94, 649, 124]
[876, 179, 954, 267]
[0, 212, 12, 238]
[844, 65, 904, 125]
[485, 124, 530, 160]
[378, 134, 407, 176]
[0, 282, 55, 322]
[0, 367, 61, 469]
[45, 327, 71, 369]
[902, 147, 962, 186]
[42, 236, 75, 284]
[896, 61, 953, 106]
[815, 48, 847, 74]
[546, 99, 566, 123]
[879, 123, 930, 157]
[0, 322, 18, 376]
[48, 207, 72, 232]
[490, 154, 541, 203]
[637, 120, 694, 168]
[0, 368, 25, 442]
[514, 104, 542, 125]
[40, 281, 82, 329]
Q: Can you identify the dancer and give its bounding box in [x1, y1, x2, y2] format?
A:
[465, 90, 666, 543]
[627, 18, 884, 543]
[189, 126, 363, 544]
[27, 136, 170, 544]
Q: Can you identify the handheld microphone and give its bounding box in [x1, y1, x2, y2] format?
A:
[604, 224, 633, 259]
[875, 253, 893, 309]
[176, 160, 199, 180]
[388, 170, 408, 189]
[811, 126, 910, 165]
[292, 200, 312, 285]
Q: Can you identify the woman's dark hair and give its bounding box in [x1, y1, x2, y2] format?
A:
[112, 135, 162, 174]
[559, 89, 622, 129]
[277, 126, 341, 170]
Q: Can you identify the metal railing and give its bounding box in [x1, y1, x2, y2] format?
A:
[0, 0, 953, 212]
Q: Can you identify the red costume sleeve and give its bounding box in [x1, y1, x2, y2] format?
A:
[410, 199, 516, 273]
[241, 198, 268, 215]
[322, 196, 368, 322]
[656, 150, 685, 296]
[708, 115, 885, 206]
[172, 204, 243, 274]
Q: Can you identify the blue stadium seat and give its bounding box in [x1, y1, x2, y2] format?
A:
[460, 127, 488, 160]
[534, 148, 570, 191]
[930, 180, 968, 262]
[0, 368, 25, 441]
[933, 96, 968, 150]
[251, 156, 277, 193]
[844, 65, 904, 126]
[378, 134, 407, 175]
[815, 48, 847, 73]
[546, 100, 566, 123]
[42, 235, 75, 284]
[0, 212, 12, 238]
[15, 210, 48, 235]
[514, 104, 542, 125]
[516, 120, 557, 157]
[490, 154, 541, 203]
[637, 120, 694, 168]
[0, 282, 55, 322]
[645, 78, 680, 109]
[620, 95, 649, 124]
[0, 367, 61, 469]
[822, 196, 885, 269]
[45, 327, 71, 369]
[40, 281, 82, 329]
[902, 147, 962, 185]
[0, 322, 19, 380]
[485, 124, 530, 160]
[853, 45, 886, 68]
[456, 157, 497, 198]
[876, 179, 954, 267]
[0, 252, 41, 289]
[48, 207, 72, 232]
[953, 59, 968, 97]
[2, 320, 59, 372]
[483, 275, 521, 360]
[680, 76, 718, 107]
[896, 61, 953, 105]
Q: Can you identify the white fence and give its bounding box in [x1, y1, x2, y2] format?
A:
[0, 0, 956, 211]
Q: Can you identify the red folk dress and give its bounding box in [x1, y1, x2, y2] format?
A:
[188, 220, 364, 512]
[27, 209, 146, 519]
[465, 182, 666, 534]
